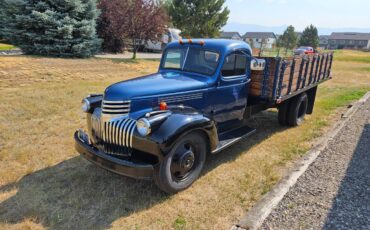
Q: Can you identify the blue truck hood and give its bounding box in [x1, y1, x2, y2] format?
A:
[103, 72, 209, 101]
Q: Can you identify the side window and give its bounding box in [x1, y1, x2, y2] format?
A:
[221, 52, 248, 77]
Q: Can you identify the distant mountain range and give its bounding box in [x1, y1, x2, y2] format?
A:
[223, 22, 370, 35]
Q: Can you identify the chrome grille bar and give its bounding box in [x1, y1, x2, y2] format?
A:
[103, 100, 128, 103]
[102, 104, 130, 109]
[102, 100, 131, 117]
[102, 109, 130, 113]
[90, 113, 137, 156]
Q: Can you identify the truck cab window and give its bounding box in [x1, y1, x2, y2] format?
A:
[222, 53, 248, 77]
[162, 47, 220, 76]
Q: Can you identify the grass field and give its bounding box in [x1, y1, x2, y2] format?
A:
[0, 50, 369, 230]
[0, 43, 16, 51]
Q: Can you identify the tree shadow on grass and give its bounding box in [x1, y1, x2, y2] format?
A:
[0, 110, 287, 229]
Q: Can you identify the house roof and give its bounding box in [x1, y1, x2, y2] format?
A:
[243, 32, 276, 39]
[329, 32, 370, 41]
[220, 32, 242, 39]
[319, 35, 330, 41]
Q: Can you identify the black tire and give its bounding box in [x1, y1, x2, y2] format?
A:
[278, 100, 290, 126]
[154, 132, 207, 194]
[287, 93, 308, 126]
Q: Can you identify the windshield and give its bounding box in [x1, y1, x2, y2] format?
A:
[161, 47, 220, 76]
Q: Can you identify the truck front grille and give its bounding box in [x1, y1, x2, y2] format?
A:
[102, 100, 131, 117]
[91, 111, 136, 156]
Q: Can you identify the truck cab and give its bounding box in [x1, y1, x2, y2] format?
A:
[75, 39, 332, 193]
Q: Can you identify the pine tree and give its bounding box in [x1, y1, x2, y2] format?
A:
[0, 0, 5, 40]
[0, 0, 101, 57]
[281, 25, 298, 55]
[299, 24, 319, 49]
[167, 0, 230, 38]
[0, 0, 22, 42]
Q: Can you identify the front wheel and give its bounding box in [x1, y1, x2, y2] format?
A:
[154, 132, 207, 194]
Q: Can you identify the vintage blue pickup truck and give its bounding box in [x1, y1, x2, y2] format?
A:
[75, 39, 333, 193]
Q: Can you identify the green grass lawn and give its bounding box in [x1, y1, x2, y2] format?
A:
[261, 49, 294, 57]
[0, 43, 16, 50]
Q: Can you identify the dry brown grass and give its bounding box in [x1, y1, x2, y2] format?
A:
[0, 51, 369, 230]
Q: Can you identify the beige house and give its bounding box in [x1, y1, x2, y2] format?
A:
[243, 32, 276, 49]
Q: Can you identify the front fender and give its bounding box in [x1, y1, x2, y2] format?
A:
[148, 112, 218, 155]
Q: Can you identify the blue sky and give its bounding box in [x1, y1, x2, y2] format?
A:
[225, 0, 370, 30]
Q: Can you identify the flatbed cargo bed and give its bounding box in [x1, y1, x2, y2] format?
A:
[249, 52, 334, 103]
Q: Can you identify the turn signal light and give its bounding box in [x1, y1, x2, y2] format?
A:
[159, 101, 168, 110]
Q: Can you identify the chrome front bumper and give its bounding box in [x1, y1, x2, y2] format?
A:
[75, 129, 154, 179]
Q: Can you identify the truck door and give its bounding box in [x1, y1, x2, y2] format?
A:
[210, 50, 250, 132]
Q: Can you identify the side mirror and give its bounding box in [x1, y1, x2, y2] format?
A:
[250, 58, 266, 71]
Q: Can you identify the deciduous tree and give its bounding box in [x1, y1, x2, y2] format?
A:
[275, 35, 283, 57]
[167, 0, 230, 38]
[97, 0, 128, 53]
[97, 0, 168, 58]
[125, 0, 168, 59]
[281, 25, 298, 55]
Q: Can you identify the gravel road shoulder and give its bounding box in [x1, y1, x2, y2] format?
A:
[261, 96, 370, 229]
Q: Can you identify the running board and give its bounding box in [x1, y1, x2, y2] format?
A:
[212, 126, 256, 154]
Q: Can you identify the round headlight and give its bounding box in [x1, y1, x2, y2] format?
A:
[81, 98, 90, 113]
[136, 118, 151, 136]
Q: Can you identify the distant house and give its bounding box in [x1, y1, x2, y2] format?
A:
[328, 32, 370, 49]
[243, 32, 276, 49]
[219, 32, 242, 40]
[319, 35, 330, 49]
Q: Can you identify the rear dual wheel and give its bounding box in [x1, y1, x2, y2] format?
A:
[278, 93, 308, 126]
[154, 132, 207, 194]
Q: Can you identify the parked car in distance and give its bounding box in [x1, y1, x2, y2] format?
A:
[294, 46, 314, 55]
[75, 39, 333, 194]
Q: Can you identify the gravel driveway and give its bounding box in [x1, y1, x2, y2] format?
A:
[262, 98, 370, 229]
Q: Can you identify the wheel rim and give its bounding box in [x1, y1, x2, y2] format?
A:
[170, 141, 199, 182]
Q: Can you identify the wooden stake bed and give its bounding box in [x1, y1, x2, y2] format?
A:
[249, 53, 334, 101]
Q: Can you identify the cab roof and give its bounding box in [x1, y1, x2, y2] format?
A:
[166, 39, 252, 55]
